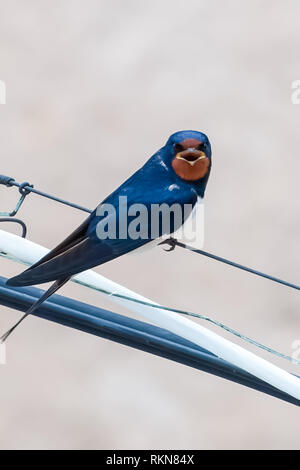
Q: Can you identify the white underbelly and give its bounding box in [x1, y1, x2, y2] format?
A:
[128, 197, 205, 255]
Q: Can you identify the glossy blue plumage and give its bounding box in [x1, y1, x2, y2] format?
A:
[7, 130, 211, 286]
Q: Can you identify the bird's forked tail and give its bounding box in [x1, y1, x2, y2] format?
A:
[0, 277, 70, 343]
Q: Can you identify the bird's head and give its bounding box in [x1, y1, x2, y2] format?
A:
[165, 130, 212, 184]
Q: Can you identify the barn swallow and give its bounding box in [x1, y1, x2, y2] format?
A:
[1, 130, 212, 341]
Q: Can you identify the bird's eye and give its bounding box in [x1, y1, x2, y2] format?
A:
[174, 143, 184, 153]
[197, 143, 206, 151]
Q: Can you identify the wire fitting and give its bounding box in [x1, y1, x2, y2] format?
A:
[18, 181, 33, 196]
[0, 175, 15, 187]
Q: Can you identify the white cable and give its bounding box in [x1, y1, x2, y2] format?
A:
[0, 228, 299, 400]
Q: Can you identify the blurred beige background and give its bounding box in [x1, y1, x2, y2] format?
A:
[0, 0, 299, 450]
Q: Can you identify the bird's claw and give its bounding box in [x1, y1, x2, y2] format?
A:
[158, 238, 177, 252]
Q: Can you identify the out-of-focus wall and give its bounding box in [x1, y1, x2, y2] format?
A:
[0, 0, 299, 450]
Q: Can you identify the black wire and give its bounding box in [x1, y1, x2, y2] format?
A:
[0, 218, 27, 238]
[0, 175, 91, 214]
[9, 181, 92, 214]
[169, 239, 300, 292]
[0, 276, 298, 406]
[1, 175, 299, 292]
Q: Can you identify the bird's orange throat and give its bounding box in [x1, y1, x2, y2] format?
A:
[172, 156, 210, 181]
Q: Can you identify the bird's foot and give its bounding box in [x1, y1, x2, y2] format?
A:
[158, 237, 178, 252]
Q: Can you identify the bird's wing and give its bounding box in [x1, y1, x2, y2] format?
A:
[27, 213, 94, 270]
[6, 212, 100, 286]
[8, 180, 197, 287]
[7, 236, 115, 286]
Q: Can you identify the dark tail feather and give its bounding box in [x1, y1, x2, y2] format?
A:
[0, 277, 70, 343]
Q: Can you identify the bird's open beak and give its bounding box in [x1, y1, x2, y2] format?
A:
[175, 148, 206, 166]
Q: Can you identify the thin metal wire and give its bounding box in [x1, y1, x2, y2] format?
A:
[0, 176, 34, 217]
[2, 175, 299, 292]
[9, 180, 92, 214]
[0, 218, 27, 238]
[0, 175, 91, 215]
[1, 174, 299, 365]
[1, 276, 298, 406]
[73, 278, 300, 366]
[0, 243, 296, 365]
[159, 239, 300, 292]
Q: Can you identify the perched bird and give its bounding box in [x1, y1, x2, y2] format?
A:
[2, 130, 212, 341]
